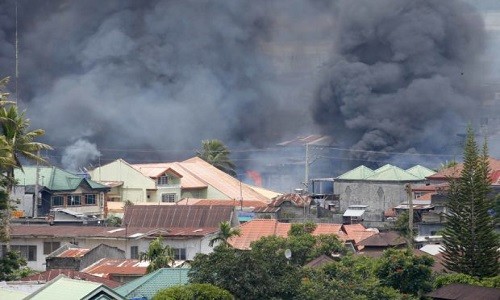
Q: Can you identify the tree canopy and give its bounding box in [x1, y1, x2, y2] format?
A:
[196, 139, 236, 176]
[442, 126, 500, 277]
[140, 236, 175, 273]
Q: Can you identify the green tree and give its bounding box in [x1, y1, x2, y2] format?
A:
[442, 126, 500, 278]
[376, 249, 434, 297]
[105, 215, 122, 227]
[140, 236, 175, 273]
[0, 250, 27, 281]
[196, 139, 236, 176]
[0, 77, 51, 245]
[152, 283, 233, 300]
[209, 221, 241, 248]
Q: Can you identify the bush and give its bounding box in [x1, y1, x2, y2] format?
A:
[152, 283, 233, 300]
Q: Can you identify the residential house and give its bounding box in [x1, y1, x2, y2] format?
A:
[176, 198, 268, 223]
[19, 269, 122, 288]
[253, 193, 312, 221]
[24, 275, 125, 300]
[46, 243, 125, 271]
[13, 166, 110, 218]
[356, 231, 406, 256]
[89, 157, 276, 209]
[81, 258, 148, 284]
[114, 268, 189, 299]
[334, 164, 435, 225]
[412, 157, 500, 237]
[3, 204, 234, 270]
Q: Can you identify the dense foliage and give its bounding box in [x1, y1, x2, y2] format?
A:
[442, 127, 500, 277]
[140, 236, 175, 273]
[152, 283, 233, 300]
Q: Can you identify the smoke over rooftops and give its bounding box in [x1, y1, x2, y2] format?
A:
[0, 0, 497, 174]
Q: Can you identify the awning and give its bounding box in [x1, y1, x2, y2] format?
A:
[343, 209, 365, 217]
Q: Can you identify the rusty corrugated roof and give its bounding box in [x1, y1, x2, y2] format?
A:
[56, 248, 91, 258]
[176, 198, 267, 208]
[123, 204, 234, 228]
[228, 219, 345, 250]
[427, 157, 500, 180]
[19, 269, 122, 288]
[82, 258, 148, 278]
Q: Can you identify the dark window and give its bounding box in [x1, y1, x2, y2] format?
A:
[130, 246, 139, 259]
[157, 175, 168, 185]
[67, 195, 81, 206]
[85, 194, 96, 205]
[173, 248, 186, 260]
[43, 242, 61, 255]
[3, 245, 37, 261]
[52, 196, 64, 206]
[161, 193, 176, 203]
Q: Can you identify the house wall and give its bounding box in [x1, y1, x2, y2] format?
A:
[276, 202, 308, 221]
[334, 180, 424, 222]
[206, 186, 231, 200]
[2, 233, 214, 272]
[89, 160, 156, 203]
[80, 244, 125, 270]
[181, 188, 207, 199]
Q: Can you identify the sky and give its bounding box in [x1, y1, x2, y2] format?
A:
[0, 0, 498, 184]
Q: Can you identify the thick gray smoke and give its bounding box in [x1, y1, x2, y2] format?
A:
[0, 0, 335, 169]
[313, 0, 489, 165]
[0, 0, 497, 181]
[61, 139, 101, 172]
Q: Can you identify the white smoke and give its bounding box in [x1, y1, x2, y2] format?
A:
[61, 139, 101, 172]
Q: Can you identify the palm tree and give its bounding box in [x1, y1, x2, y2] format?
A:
[196, 139, 236, 176]
[139, 236, 175, 273]
[209, 221, 241, 248]
[0, 83, 52, 245]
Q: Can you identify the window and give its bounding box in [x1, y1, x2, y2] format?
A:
[157, 175, 168, 185]
[161, 193, 176, 203]
[172, 248, 186, 260]
[43, 242, 61, 255]
[85, 194, 96, 205]
[52, 196, 64, 206]
[130, 246, 139, 259]
[3, 245, 37, 261]
[67, 195, 81, 206]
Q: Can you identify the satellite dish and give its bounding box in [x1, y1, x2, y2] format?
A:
[284, 249, 292, 260]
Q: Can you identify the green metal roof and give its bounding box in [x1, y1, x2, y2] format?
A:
[25, 275, 125, 300]
[336, 165, 375, 180]
[14, 166, 108, 191]
[365, 165, 421, 181]
[0, 287, 28, 300]
[115, 268, 189, 299]
[405, 165, 436, 180]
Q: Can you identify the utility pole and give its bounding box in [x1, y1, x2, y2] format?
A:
[405, 183, 413, 247]
[304, 143, 309, 192]
[33, 150, 40, 218]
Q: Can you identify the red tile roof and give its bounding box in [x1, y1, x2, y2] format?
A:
[427, 157, 500, 180]
[228, 219, 345, 250]
[19, 269, 122, 288]
[82, 258, 148, 278]
[342, 224, 378, 244]
[123, 205, 234, 228]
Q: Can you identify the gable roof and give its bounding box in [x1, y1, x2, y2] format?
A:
[336, 165, 375, 180]
[123, 204, 234, 228]
[253, 193, 311, 213]
[305, 254, 335, 268]
[24, 275, 125, 300]
[357, 231, 406, 247]
[342, 224, 378, 244]
[176, 198, 268, 208]
[114, 268, 189, 299]
[406, 165, 436, 179]
[427, 157, 500, 181]
[228, 219, 346, 250]
[14, 166, 108, 191]
[19, 269, 122, 288]
[364, 165, 422, 181]
[132, 162, 205, 188]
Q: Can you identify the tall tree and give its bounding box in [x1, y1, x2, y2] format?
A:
[196, 139, 236, 176]
[140, 236, 175, 273]
[442, 126, 499, 278]
[0, 77, 51, 245]
[209, 221, 241, 248]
